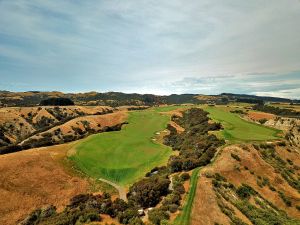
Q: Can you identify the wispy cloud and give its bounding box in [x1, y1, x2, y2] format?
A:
[161, 71, 300, 99]
[0, 0, 299, 98]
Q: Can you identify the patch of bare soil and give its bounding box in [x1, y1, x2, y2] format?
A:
[169, 121, 184, 133]
[0, 144, 89, 225]
[161, 108, 185, 117]
[265, 117, 300, 147]
[247, 111, 276, 121]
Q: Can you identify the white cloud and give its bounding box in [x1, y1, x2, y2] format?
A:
[254, 88, 300, 100]
[0, 0, 299, 97]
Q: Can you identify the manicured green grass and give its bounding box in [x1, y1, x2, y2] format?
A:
[173, 168, 200, 225]
[70, 107, 182, 186]
[204, 106, 281, 142]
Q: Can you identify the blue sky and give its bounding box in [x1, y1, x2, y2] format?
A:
[0, 0, 300, 98]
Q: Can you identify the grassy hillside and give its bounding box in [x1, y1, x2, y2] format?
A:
[71, 108, 177, 186]
[204, 106, 280, 142]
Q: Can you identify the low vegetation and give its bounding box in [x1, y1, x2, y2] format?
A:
[20, 193, 142, 225]
[253, 143, 300, 192]
[211, 173, 300, 225]
[127, 175, 170, 208]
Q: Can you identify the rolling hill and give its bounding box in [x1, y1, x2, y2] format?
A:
[1, 91, 299, 107]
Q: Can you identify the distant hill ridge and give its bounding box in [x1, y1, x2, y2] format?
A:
[0, 91, 299, 107]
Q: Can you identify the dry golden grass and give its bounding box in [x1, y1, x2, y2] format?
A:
[0, 106, 114, 145]
[191, 175, 231, 225]
[25, 111, 127, 143]
[0, 143, 89, 225]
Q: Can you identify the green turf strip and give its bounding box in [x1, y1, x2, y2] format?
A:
[173, 167, 200, 225]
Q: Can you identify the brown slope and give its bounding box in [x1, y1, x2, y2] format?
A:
[0, 144, 89, 225]
[191, 143, 300, 225]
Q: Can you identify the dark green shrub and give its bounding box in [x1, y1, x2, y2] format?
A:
[173, 183, 185, 194]
[162, 193, 181, 206]
[287, 159, 293, 165]
[148, 208, 170, 225]
[269, 185, 276, 192]
[236, 184, 255, 199]
[78, 211, 101, 223]
[168, 204, 179, 213]
[180, 172, 190, 181]
[215, 173, 227, 182]
[212, 179, 221, 188]
[112, 198, 128, 217]
[231, 153, 241, 161]
[117, 209, 139, 224]
[258, 118, 268, 124]
[127, 176, 170, 207]
[279, 191, 292, 207]
[128, 217, 144, 225]
[278, 141, 287, 146]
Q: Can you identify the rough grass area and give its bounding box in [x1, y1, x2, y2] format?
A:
[204, 106, 281, 142]
[70, 107, 180, 186]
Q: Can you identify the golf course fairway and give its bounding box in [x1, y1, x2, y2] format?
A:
[70, 108, 177, 186]
[204, 106, 280, 142]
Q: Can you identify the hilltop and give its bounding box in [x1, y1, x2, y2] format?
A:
[1, 91, 299, 107]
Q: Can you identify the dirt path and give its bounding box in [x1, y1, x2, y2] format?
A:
[98, 178, 127, 201]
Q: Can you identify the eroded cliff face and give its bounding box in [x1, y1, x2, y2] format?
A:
[244, 112, 300, 148]
[265, 117, 300, 147]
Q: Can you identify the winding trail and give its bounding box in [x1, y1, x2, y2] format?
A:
[98, 178, 127, 201]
